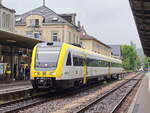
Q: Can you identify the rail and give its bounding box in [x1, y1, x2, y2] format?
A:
[76, 72, 144, 113]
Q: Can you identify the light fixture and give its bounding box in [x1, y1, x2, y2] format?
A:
[6, 40, 16, 43]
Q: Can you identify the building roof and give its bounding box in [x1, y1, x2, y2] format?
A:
[80, 26, 110, 49]
[81, 34, 111, 49]
[59, 13, 76, 25]
[0, 4, 15, 13]
[109, 45, 121, 57]
[129, 0, 150, 57]
[16, 5, 79, 30]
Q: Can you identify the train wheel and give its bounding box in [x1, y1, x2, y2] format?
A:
[31, 80, 39, 91]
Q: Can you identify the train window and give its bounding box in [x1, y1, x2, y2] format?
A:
[87, 58, 93, 67]
[79, 57, 84, 66]
[108, 62, 111, 67]
[104, 61, 106, 67]
[73, 56, 79, 66]
[66, 52, 72, 66]
[110, 62, 122, 67]
[106, 61, 108, 66]
[86, 58, 89, 66]
[86, 58, 110, 67]
[102, 61, 104, 67]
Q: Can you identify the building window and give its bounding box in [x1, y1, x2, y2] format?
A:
[30, 19, 39, 27]
[51, 32, 58, 41]
[35, 19, 39, 26]
[68, 32, 71, 43]
[76, 36, 78, 44]
[78, 36, 80, 43]
[73, 34, 75, 43]
[34, 32, 41, 39]
[26, 31, 33, 37]
[2, 12, 6, 27]
[6, 14, 10, 28]
[26, 31, 41, 38]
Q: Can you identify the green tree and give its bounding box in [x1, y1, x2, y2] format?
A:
[121, 45, 141, 71]
[136, 56, 141, 70]
[144, 57, 150, 68]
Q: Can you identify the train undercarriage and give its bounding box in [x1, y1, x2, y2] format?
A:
[31, 73, 122, 91]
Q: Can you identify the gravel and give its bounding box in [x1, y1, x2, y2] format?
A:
[114, 79, 142, 113]
[18, 72, 140, 113]
[83, 80, 138, 113]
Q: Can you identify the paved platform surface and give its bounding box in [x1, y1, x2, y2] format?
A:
[0, 81, 32, 95]
[128, 71, 150, 113]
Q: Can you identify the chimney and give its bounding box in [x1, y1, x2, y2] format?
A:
[71, 13, 76, 25]
[77, 21, 81, 28]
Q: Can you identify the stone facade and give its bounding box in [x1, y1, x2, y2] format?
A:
[0, 1, 15, 32]
[15, 6, 81, 44]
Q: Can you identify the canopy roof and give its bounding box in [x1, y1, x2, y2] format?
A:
[129, 0, 150, 56]
[0, 29, 42, 49]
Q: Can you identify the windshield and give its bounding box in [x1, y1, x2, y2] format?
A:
[35, 47, 60, 71]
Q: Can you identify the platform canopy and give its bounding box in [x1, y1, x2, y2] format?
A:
[0, 29, 43, 49]
[129, 0, 150, 57]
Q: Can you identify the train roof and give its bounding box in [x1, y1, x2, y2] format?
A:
[63, 43, 122, 63]
[36, 42, 122, 63]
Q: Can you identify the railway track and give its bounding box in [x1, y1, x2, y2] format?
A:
[0, 79, 111, 113]
[0, 72, 137, 113]
[76, 72, 144, 113]
[0, 91, 50, 113]
[0, 85, 32, 102]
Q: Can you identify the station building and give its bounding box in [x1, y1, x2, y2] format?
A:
[0, 1, 82, 81]
[0, 1, 15, 32]
[0, 1, 114, 81]
[0, 1, 42, 81]
[80, 27, 111, 56]
[0, 1, 17, 67]
[15, 5, 81, 44]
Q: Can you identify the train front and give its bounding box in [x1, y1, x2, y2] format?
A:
[30, 42, 62, 89]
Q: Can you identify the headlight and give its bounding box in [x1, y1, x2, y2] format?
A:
[34, 72, 40, 75]
[50, 72, 56, 75]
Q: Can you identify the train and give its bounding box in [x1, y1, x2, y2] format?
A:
[30, 42, 123, 89]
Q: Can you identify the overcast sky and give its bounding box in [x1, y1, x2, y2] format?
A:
[3, 0, 142, 48]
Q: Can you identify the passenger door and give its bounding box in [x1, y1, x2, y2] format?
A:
[83, 55, 87, 84]
[63, 51, 73, 79]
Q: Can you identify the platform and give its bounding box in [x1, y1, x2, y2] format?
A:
[0, 81, 32, 95]
[128, 71, 150, 113]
